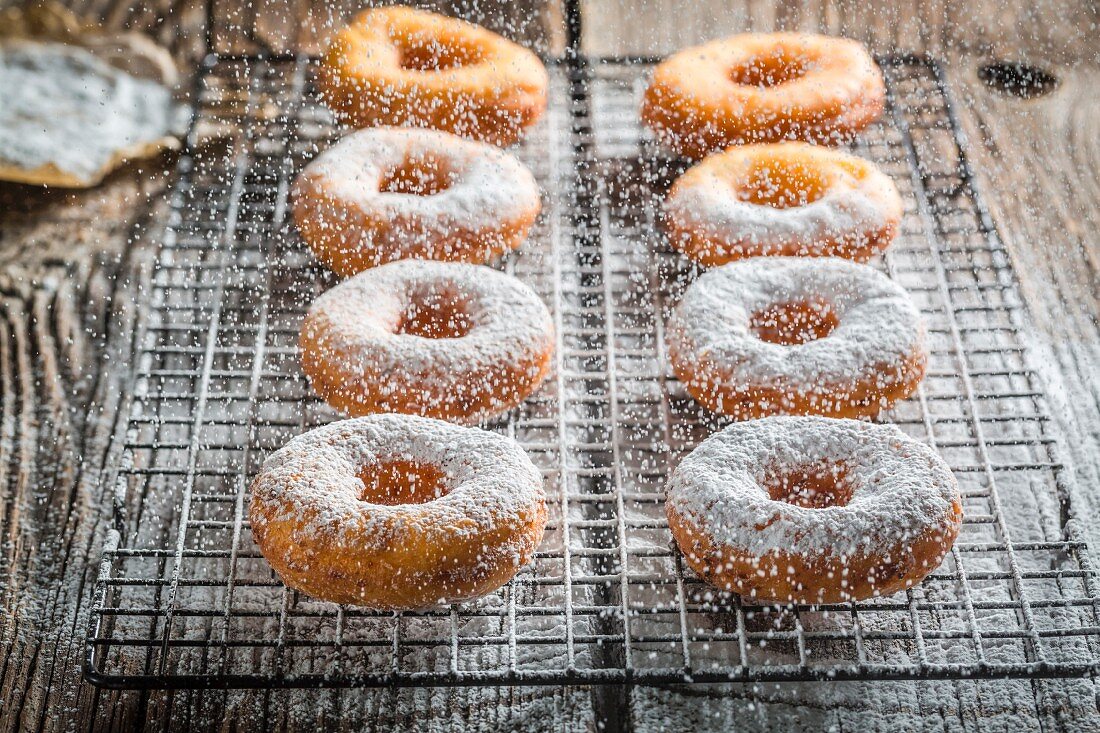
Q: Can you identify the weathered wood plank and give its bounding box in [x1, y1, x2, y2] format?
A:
[581, 0, 1099, 62]
[942, 61, 1100, 550]
[942, 60, 1100, 733]
[0, 169, 170, 730]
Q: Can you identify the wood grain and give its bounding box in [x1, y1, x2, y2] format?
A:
[0, 168, 169, 730]
[942, 62, 1100, 545]
[582, 0, 1099, 63]
[0, 0, 1097, 730]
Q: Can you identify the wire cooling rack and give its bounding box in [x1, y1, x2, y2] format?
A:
[83, 51, 1100, 690]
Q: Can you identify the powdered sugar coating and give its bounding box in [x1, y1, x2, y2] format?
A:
[668, 184, 884, 247]
[664, 143, 902, 263]
[667, 177, 892, 256]
[249, 414, 546, 607]
[0, 41, 185, 187]
[292, 127, 540, 269]
[666, 417, 960, 561]
[251, 414, 544, 544]
[666, 257, 926, 416]
[300, 259, 554, 423]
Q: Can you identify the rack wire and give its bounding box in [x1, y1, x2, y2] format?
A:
[83, 49, 1100, 690]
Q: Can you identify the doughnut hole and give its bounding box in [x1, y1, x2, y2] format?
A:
[358, 460, 449, 505]
[379, 152, 457, 196]
[750, 299, 839, 345]
[765, 461, 852, 509]
[396, 285, 475, 339]
[735, 158, 831, 209]
[729, 50, 814, 88]
[395, 33, 485, 71]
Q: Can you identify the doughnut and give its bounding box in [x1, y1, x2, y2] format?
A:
[666, 416, 963, 604]
[319, 6, 548, 146]
[642, 33, 886, 157]
[666, 257, 926, 419]
[292, 127, 541, 277]
[664, 142, 902, 266]
[249, 414, 547, 608]
[300, 259, 554, 424]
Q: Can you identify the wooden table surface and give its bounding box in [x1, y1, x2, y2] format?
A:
[0, 1, 1097, 730]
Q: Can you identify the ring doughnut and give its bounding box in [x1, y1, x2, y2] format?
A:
[293, 127, 541, 276]
[664, 142, 902, 266]
[666, 257, 927, 419]
[319, 6, 548, 146]
[249, 414, 547, 608]
[300, 260, 555, 424]
[642, 33, 886, 157]
[666, 416, 963, 603]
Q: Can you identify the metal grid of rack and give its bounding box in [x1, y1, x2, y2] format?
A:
[84, 51, 1100, 689]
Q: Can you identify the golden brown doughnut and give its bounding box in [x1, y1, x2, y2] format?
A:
[642, 33, 885, 157]
[319, 6, 548, 146]
[665, 416, 962, 604]
[250, 414, 547, 609]
[666, 257, 927, 420]
[664, 142, 902, 266]
[292, 127, 541, 276]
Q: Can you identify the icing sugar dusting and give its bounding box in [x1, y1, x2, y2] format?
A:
[665, 416, 961, 560]
[250, 414, 545, 546]
[667, 175, 887, 250]
[300, 259, 554, 422]
[663, 142, 902, 260]
[667, 257, 925, 389]
[293, 126, 540, 257]
[0, 41, 184, 186]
